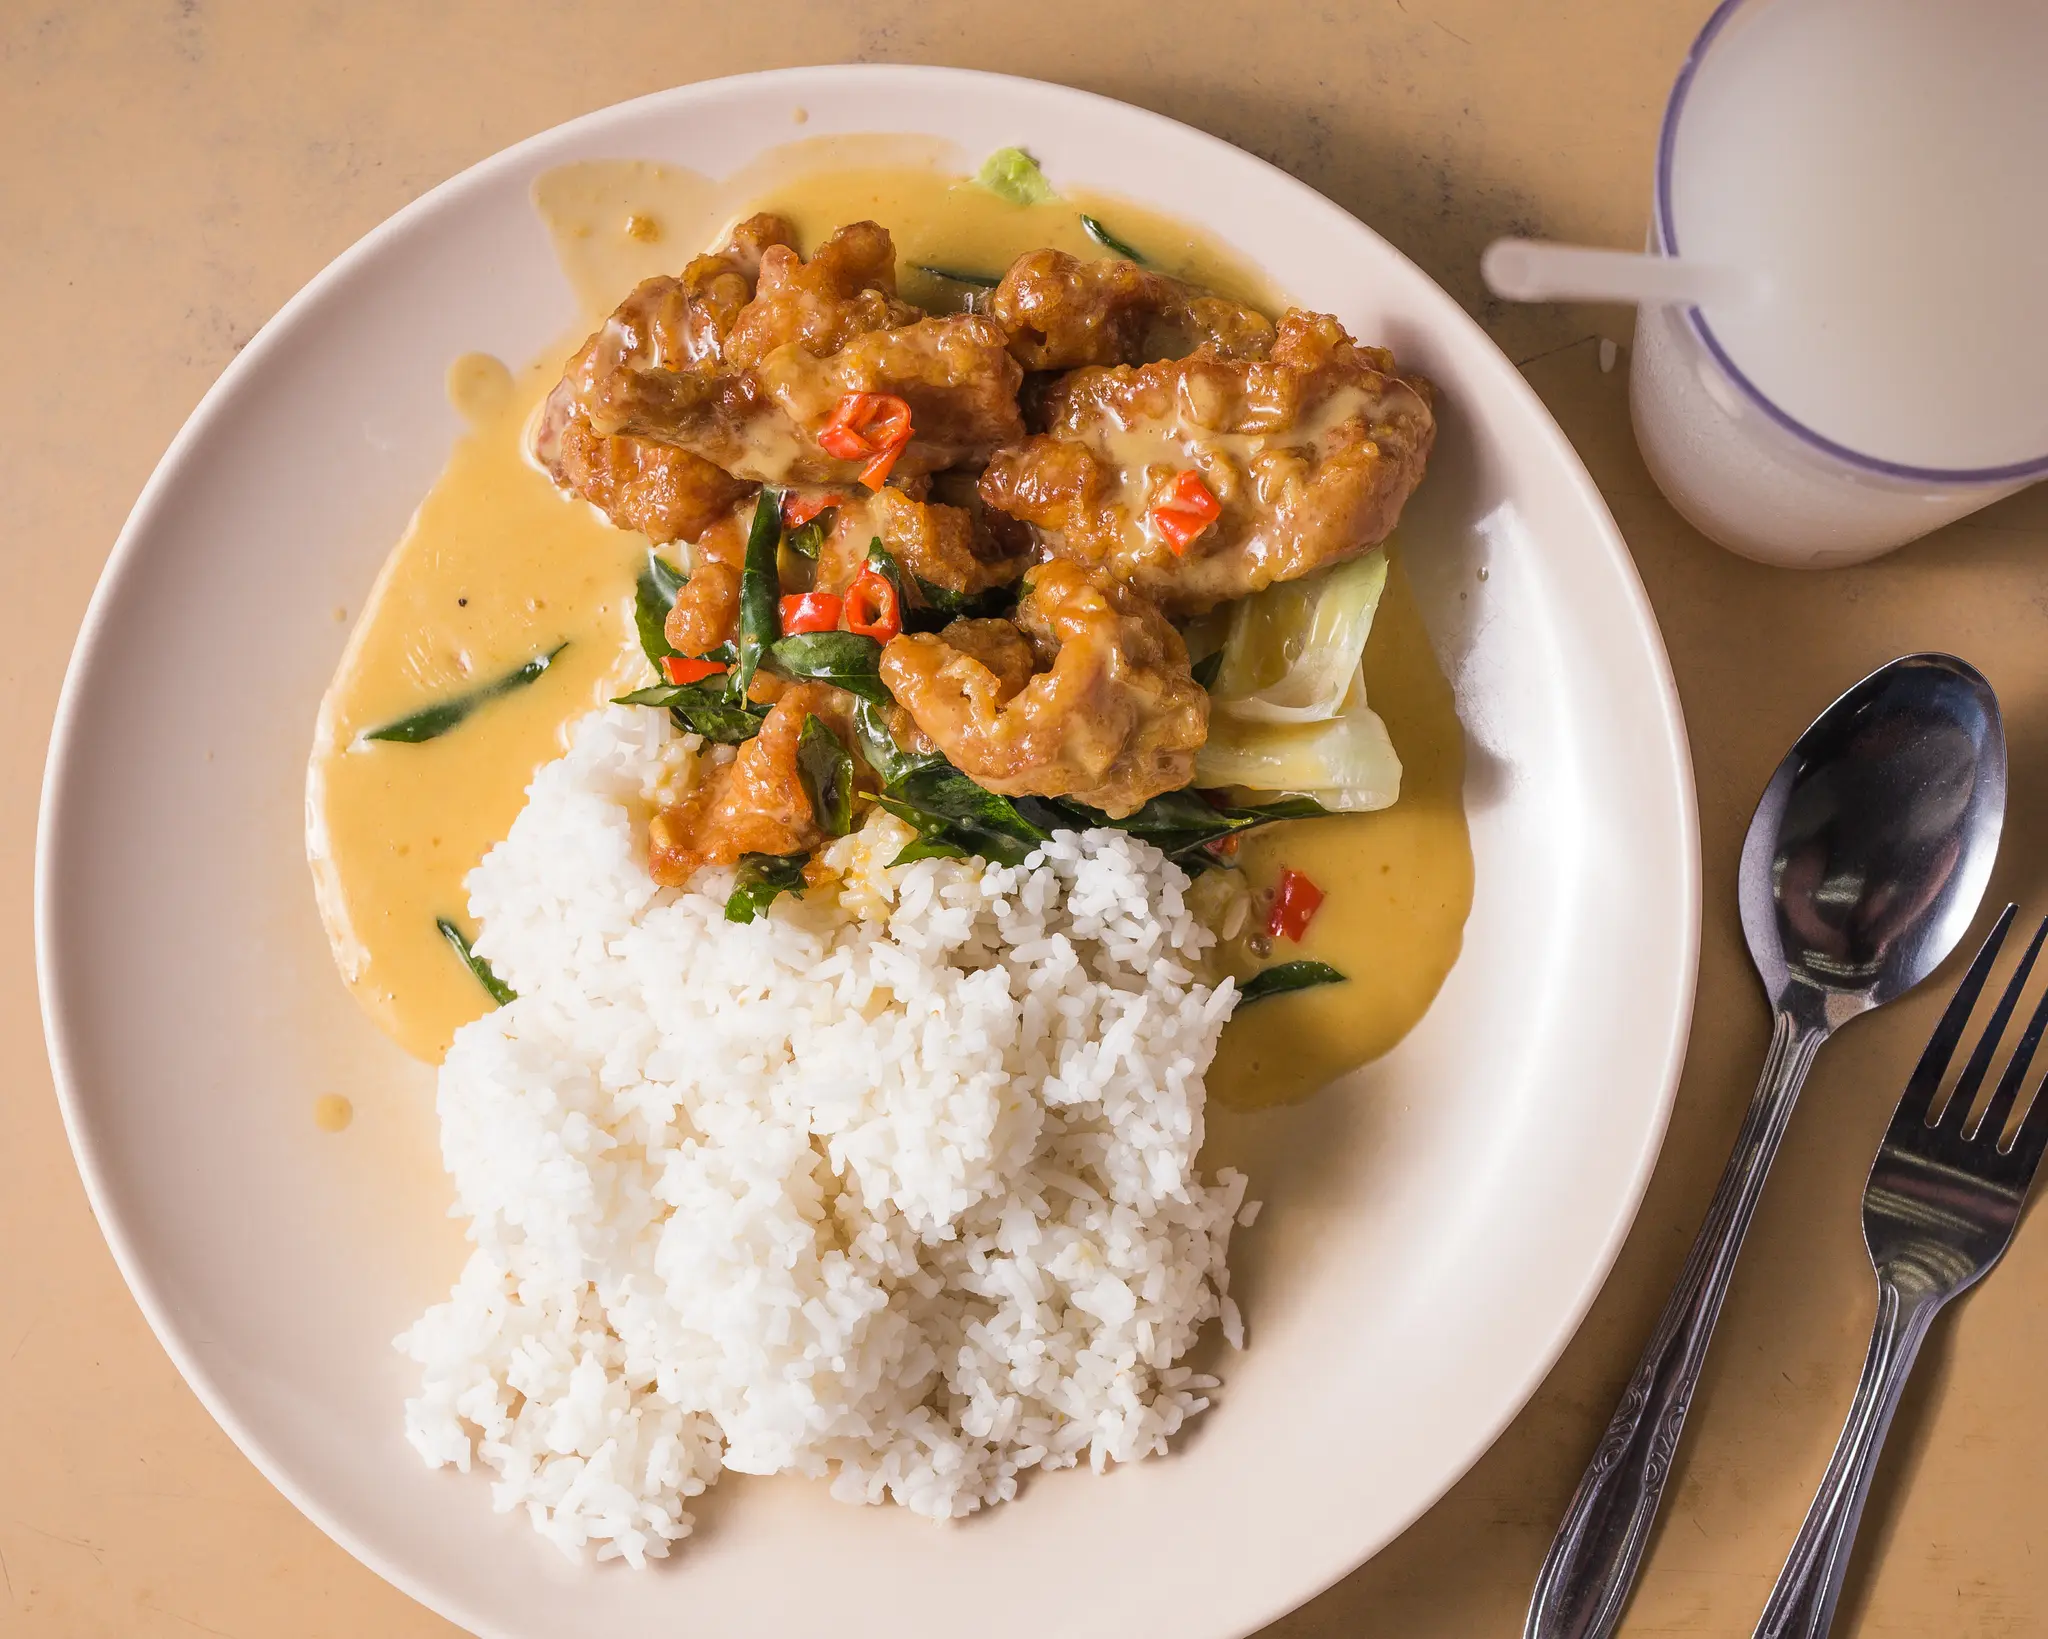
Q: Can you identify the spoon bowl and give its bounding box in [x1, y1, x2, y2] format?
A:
[1740, 654, 2006, 1028]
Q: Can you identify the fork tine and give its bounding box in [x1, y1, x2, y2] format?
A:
[1937, 906, 2036, 1130]
[2002, 1062, 2048, 1180]
[1894, 903, 2016, 1132]
[1970, 917, 2048, 1143]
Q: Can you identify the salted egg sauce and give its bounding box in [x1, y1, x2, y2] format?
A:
[305, 137, 1473, 1101]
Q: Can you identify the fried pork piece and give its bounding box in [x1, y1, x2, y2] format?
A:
[813, 487, 1031, 599]
[532, 391, 752, 545]
[878, 560, 1207, 818]
[647, 500, 757, 657]
[564, 221, 1026, 486]
[647, 684, 853, 883]
[979, 310, 1434, 614]
[563, 212, 796, 438]
[664, 560, 741, 656]
[532, 214, 789, 539]
[721, 220, 921, 368]
[934, 618, 1038, 697]
[987, 249, 1274, 371]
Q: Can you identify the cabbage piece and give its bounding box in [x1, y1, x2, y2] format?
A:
[975, 147, 1054, 205]
[1193, 667, 1401, 812]
[1210, 548, 1388, 724]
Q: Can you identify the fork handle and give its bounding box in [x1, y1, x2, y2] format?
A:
[1753, 1280, 1942, 1638]
[1525, 1010, 1827, 1639]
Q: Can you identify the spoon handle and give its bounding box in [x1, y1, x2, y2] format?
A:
[1524, 1010, 1827, 1639]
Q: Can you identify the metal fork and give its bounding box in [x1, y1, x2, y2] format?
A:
[1755, 903, 2048, 1638]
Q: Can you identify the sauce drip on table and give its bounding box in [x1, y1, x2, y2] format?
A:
[306, 139, 1473, 1098]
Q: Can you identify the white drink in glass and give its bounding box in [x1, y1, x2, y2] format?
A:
[1631, 0, 2048, 567]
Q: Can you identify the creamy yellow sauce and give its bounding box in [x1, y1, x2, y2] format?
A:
[1208, 553, 1472, 1110]
[307, 140, 1473, 1099]
[306, 352, 644, 1061]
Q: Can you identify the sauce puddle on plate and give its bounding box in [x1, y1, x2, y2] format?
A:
[1209, 552, 1473, 1110]
[307, 138, 1473, 1098]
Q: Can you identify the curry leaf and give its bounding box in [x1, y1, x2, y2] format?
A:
[724, 852, 809, 924]
[852, 697, 940, 786]
[635, 551, 687, 669]
[437, 917, 517, 1005]
[889, 835, 973, 866]
[891, 766, 1051, 863]
[1236, 961, 1347, 1006]
[766, 631, 893, 704]
[796, 714, 855, 836]
[912, 574, 1018, 624]
[1048, 790, 1332, 864]
[874, 794, 1035, 868]
[976, 146, 1054, 206]
[360, 643, 568, 744]
[784, 508, 835, 561]
[729, 487, 783, 704]
[614, 680, 767, 744]
[1080, 214, 1148, 264]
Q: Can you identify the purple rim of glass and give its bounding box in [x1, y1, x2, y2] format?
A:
[1654, 0, 2048, 488]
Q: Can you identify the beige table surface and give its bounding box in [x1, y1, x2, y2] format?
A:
[7, 3, 2047, 1635]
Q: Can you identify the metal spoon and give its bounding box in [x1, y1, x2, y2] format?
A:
[1524, 653, 2006, 1639]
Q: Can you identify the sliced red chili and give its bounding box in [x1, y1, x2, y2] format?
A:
[782, 491, 843, 530]
[662, 654, 728, 685]
[1267, 866, 1325, 942]
[1148, 469, 1222, 555]
[858, 441, 907, 489]
[779, 591, 844, 634]
[817, 422, 871, 461]
[818, 392, 913, 490]
[843, 564, 902, 642]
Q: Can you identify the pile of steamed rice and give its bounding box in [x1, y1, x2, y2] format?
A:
[397, 705, 1255, 1565]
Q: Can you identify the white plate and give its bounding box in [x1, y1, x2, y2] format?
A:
[36, 67, 1698, 1639]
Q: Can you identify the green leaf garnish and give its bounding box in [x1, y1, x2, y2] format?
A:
[851, 696, 940, 787]
[766, 631, 893, 704]
[437, 917, 516, 1005]
[874, 795, 1035, 869]
[730, 487, 783, 704]
[911, 574, 1018, 625]
[796, 714, 855, 837]
[882, 766, 1050, 866]
[725, 852, 809, 923]
[1080, 214, 1148, 264]
[784, 508, 835, 561]
[612, 680, 767, 744]
[1043, 790, 1332, 868]
[1236, 961, 1347, 1006]
[976, 146, 1054, 206]
[360, 643, 568, 744]
[634, 550, 687, 669]
[1191, 650, 1224, 689]
[889, 835, 972, 866]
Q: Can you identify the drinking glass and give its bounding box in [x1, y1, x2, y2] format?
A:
[1630, 0, 2048, 568]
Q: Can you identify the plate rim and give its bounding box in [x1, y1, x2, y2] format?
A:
[35, 62, 1701, 1638]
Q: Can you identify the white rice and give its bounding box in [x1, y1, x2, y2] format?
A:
[397, 706, 1251, 1565]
